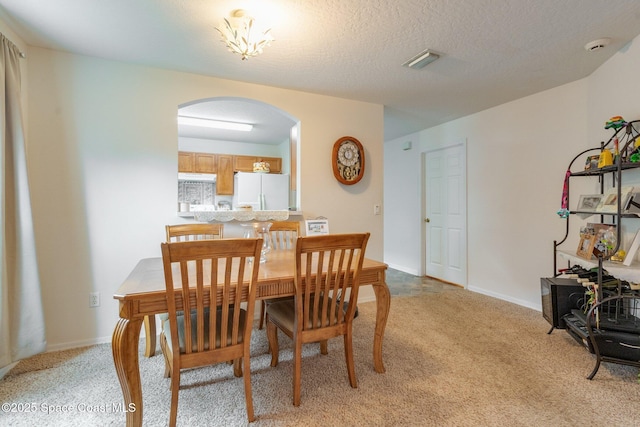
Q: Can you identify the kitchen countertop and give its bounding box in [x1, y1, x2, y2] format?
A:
[177, 210, 303, 222]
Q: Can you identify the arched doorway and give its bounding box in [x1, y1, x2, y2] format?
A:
[177, 97, 300, 211]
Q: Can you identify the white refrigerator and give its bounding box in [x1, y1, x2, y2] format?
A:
[234, 172, 290, 210]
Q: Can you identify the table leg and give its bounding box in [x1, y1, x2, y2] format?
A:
[143, 315, 156, 357]
[372, 281, 391, 373]
[112, 317, 144, 427]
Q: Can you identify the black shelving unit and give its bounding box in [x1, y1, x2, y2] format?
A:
[550, 120, 640, 379]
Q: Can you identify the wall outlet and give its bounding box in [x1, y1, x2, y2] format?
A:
[374, 204, 381, 215]
[89, 292, 100, 307]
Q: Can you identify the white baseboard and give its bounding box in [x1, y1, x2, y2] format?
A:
[385, 262, 420, 276]
[46, 335, 113, 353]
[467, 285, 542, 312]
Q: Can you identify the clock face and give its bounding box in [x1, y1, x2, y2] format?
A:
[332, 136, 365, 185]
[338, 142, 359, 166]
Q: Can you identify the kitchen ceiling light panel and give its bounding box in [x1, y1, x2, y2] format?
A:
[177, 116, 253, 131]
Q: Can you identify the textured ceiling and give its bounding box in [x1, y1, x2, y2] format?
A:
[1, 0, 640, 142]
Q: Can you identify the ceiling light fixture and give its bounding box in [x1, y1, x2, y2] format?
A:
[177, 116, 253, 132]
[402, 49, 440, 69]
[215, 9, 274, 60]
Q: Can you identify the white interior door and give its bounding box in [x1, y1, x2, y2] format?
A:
[424, 143, 467, 286]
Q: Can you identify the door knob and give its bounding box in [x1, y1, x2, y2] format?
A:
[424, 218, 430, 223]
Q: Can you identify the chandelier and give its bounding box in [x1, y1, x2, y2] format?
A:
[215, 9, 274, 60]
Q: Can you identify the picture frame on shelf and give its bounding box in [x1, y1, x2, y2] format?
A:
[305, 219, 329, 236]
[577, 231, 597, 259]
[584, 155, 600, 170]
[588, 222, 616, 235]
[596, 186, 634, 213]
[623, 193, 640, 214]
[577, 194, 603, 211]
[623, 229, 640, 266]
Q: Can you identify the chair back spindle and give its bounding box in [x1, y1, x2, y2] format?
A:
[269, 221, 300, 250]
[296, 234, 367, 334]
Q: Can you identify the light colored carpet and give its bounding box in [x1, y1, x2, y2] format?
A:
[2, 287, 640, 426]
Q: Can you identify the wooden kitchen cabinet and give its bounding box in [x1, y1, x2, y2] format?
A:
[179, 151, 217, 174]
[216, 155, 234, 195]
[194, 153, 217, 173]
[233, 155, 256, 172]
[178, 151, 195, 172]
[261, 156, 282, 173]
[179, 151, 282, 195]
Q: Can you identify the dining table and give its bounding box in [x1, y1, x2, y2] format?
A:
[112, 249, 390, 427]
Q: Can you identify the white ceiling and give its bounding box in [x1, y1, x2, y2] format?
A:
[178, 98, 297, 145]
[1, 0, 640, 143]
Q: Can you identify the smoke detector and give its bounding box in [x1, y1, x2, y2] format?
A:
[584, 38, 611, 52]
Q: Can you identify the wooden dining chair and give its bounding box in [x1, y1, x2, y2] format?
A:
[269, 220, 300, 250]
[258, 221, 301, 330]
[143, 223, 225, 357]
[165, 223, 224, 242]
[265, 232, 370, 406]
[160, 238, 263, 425]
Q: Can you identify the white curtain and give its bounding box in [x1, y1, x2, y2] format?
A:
[0, 34, 46, 379]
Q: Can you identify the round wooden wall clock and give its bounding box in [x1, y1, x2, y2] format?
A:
[332, 136, 365, 185]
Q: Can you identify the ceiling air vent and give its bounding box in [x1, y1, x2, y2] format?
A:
[402, 49, 440, 69]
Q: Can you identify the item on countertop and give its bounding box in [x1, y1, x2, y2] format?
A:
[217, 200, 231, 211]
[238, 205, 253, 211]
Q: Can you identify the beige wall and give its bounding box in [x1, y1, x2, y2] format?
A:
[24, 47, 383, 349]
[422, 80, 589, 308]
[384, 35, 640, 310]
[386, 79, 589, 308]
